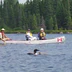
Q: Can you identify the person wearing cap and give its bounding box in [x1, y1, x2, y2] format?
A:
[25, 29, 37, 41]
[0, 28, 11, 42]
[38, 28, 46, 40]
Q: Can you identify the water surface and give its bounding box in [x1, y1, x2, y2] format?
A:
[0, 34, 72, 72]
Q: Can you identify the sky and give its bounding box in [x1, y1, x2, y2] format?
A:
[0, 0, 27, 4]
[18, 0, 26, 4]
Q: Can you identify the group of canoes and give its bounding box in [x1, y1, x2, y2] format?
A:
[0, 28, 46, 42]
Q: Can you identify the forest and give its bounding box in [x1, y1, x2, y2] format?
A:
[0, 0, 72, 32]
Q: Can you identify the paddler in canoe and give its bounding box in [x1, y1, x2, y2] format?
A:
[38, 28, 46, 40]
[25, 29, 37, 41]
[0, 28, 11, 42]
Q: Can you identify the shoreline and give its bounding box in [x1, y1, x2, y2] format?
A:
[5, 30, 72, 34]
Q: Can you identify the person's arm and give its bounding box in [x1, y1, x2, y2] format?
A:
[3, 33, 8, 38]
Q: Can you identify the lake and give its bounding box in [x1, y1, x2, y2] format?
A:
[0, 34, 72, 72]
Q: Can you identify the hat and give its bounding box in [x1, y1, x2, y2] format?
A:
[28, 29, 30, 31]
[40, 28, 44, 30]
[1, 28, 5, 31]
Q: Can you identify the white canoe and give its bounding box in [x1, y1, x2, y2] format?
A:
[3, 36, 65, 44]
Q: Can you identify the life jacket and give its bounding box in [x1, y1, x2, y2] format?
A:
[38, 32, 46, 40]
[40, 32, 46, 37]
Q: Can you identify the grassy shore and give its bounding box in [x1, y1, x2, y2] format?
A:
[5, 30, 72, 34]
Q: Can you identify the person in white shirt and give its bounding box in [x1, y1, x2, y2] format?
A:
[0, 28, 11, 42]
[25, 29, 37, 41]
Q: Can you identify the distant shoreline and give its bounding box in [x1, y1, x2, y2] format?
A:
[5, 30, 72, 34]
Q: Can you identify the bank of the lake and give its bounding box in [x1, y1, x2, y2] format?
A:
[5, 30, 72, 34]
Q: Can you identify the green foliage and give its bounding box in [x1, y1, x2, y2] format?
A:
[0, 0, 72, 31]
[31, 14, 38, 30]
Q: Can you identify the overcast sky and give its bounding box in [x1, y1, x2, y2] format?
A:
[18, 0, 26, 4]
[0, 0, 26, 4]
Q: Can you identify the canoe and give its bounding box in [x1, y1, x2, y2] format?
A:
[3, 36, 65, 44]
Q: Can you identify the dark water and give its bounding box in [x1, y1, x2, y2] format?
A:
[0, 34, 72, 72]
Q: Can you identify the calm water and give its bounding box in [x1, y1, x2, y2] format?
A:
[0, 34, 72, 72]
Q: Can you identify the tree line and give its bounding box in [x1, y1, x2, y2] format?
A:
[0, 0, 72, 31]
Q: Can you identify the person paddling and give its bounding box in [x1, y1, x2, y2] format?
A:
[38, 28, 46, 40]
[0, 28, 11, 42]
[25, 29, 37, 41]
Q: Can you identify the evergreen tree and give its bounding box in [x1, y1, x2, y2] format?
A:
[32, 0, 40, 14]
[53, 15, 58, 30]
[44, 0, 53, 30]
[14, 1, 22, 29]
[3, 0, 9, 28]
[31, 14, 37, 30]
[52, 0, 58, 30]
[0, 0, 72, 30]
[62, 0, 72, 29]
[56, 0, 64, 29]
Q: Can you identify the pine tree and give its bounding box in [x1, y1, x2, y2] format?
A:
[31, 14, 37, 30]
[32, 0, 40, 14]
[44, 0, 53, 30]
[56, 0, 64, 29]
[3, 0, 9, 28]
[53, 15, 58, 30]
[62, 0, 72, 29]
[14, 1, 22, 29]
[0, 0, 72, 30]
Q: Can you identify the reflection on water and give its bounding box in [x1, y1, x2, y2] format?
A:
[0, 34, 72, 72]
[0, 43, 6, 46]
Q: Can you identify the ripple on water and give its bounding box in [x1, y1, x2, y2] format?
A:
[0, 34, 72, 72]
